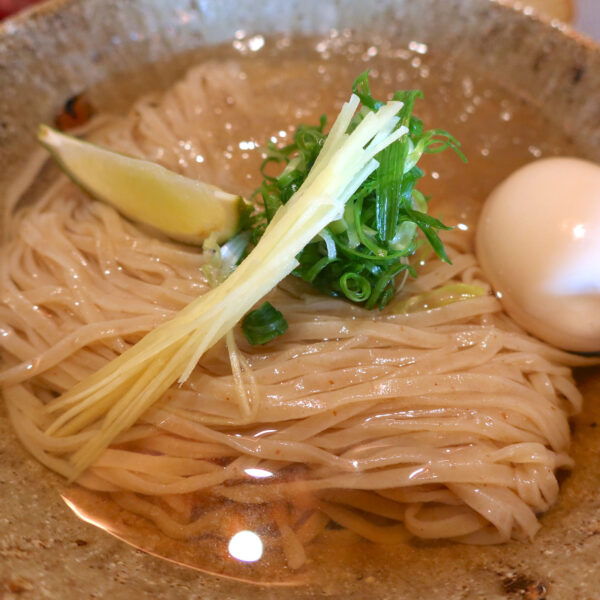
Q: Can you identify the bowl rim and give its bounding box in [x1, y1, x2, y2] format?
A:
[2, 0, 598, 51]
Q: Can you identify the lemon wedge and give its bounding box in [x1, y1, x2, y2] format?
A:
[38, 125, 250, 244]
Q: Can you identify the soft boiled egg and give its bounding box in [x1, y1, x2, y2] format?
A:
[476, 157, 600, 353]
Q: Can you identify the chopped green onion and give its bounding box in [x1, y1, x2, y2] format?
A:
[202, 231, 250, 287]
[242, 302, 288, 345]
[340, 272, 372, 302]
[250, 70, 465, 313]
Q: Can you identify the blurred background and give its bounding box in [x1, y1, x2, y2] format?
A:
[576, 0, 600, 38]
[0, 0, 599, 39]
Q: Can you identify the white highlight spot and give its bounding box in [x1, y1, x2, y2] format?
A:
[408, 40, 428, 54]
[573, 223, 586, 239]
[228, 530, 263, 563]
[244, 468, 273, 479]
[248, 35, 265, 52]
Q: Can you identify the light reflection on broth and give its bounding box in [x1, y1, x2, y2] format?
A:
[5, 32, 598, 587]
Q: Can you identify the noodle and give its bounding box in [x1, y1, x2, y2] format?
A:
[1, 60, 597, 570]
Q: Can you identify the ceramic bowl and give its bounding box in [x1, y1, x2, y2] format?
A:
[1, 1, 599, 598]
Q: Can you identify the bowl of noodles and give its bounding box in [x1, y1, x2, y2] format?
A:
[1, 0, 600, 598]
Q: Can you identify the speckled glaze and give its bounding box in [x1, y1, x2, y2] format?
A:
[1, 1, 600, 598]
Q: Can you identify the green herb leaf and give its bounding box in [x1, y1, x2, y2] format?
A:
[248, 71, 466, 310]
[242, 302, 288, 345]
[352, 71, 384, 111]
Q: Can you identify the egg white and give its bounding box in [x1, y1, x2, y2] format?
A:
[476, 157, 600, 353]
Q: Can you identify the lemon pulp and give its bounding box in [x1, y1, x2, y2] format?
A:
[39, 125, 248, 244]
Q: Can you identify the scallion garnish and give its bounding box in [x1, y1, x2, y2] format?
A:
[242, 302, 288, 345]
[250, 71, 465, 316]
